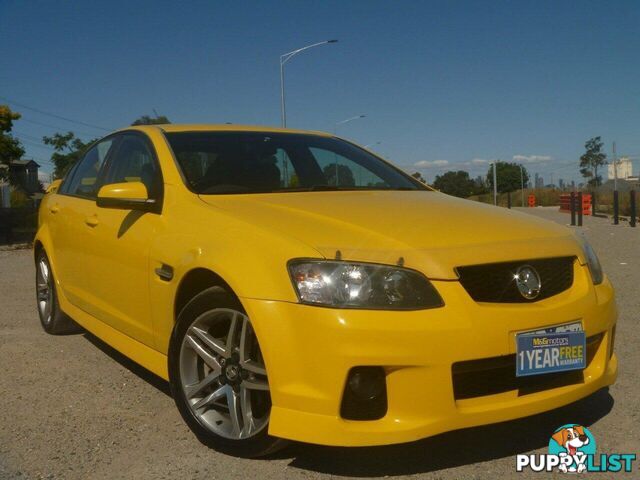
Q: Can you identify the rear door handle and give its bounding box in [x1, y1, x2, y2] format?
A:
[49, 205, 59, 214]
[84, 215, 99, 227]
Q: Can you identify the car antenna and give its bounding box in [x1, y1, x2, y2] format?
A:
[397, 256, 405, 266]
[335, 250, 342, 260]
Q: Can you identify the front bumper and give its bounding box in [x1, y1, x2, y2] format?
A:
[241, 264, 617, 447]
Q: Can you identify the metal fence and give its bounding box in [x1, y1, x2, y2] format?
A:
[0, 207, 38, 245]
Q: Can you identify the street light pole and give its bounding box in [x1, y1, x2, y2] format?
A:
[334, 114, 366, 134]
[280, 61, 286, 128]
[492, 161, 498, 206]
[519, 164, 525, 207]
[613, 141, 618, 192]
[280, 40, 338, 128]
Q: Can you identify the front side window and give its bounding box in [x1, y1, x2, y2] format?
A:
[64, 138, 115, 198]
[103, 134, 162, 199]
[165, 132, 424, 194]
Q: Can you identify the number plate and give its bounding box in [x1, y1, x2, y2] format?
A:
[516, 324, 586, 377]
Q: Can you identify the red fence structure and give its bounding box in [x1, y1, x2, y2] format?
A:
[527, 194, 536, 207]
[559, 193, 592, 215]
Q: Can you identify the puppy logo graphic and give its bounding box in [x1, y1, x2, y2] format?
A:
[549, 424, 596, 473]
[517, 424, 636, 473]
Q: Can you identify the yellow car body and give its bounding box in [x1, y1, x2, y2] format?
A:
[36, 124, 617, 448]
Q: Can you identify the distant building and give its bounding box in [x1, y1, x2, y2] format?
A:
[608, 157, 633, 180]
[534, 173, 544, 188]
[0, 159, 42, 207]
[558, 178, 565, 189]
[9, 159, 41, 194]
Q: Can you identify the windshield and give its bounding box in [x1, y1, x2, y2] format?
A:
[164, 131, 425, 194]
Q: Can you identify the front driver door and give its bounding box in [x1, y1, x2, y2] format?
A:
[81, 132, 164, 347]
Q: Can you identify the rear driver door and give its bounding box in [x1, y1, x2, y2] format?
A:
[52, 137, 116, 312]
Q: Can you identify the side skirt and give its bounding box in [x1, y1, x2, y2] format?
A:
[60, 295, 169, 381]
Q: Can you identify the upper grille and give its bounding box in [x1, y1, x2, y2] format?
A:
[456, 256, 575, 303]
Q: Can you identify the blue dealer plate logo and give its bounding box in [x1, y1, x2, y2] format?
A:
[516, 331, 586, 377]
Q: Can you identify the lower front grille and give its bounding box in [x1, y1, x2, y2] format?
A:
[452, 333, 603, 400]
[456, 256, 575, 303]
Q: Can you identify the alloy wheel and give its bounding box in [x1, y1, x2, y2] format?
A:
[179, 308, 270, 440]
[36, 256, 53, 324]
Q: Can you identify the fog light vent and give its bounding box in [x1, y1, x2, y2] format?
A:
[340, 367, 387, 421]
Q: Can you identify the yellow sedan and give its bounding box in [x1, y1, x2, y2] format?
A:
[35, 124, 617, 457]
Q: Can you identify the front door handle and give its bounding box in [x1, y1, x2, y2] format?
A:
[49, 204, 60, 214]
[84, 215, 99, 227]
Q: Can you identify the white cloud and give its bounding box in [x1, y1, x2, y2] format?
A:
[414, 160, 449, 168]
[471, 158, 489, 165]
[513, 155, 552, 163]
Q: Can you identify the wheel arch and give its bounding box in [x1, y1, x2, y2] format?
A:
[33, 239, 44, 258]
[173, 267, 239, 321]
[33, 221, 53, 261]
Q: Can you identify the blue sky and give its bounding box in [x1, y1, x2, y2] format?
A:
[1, 0, 639, 184]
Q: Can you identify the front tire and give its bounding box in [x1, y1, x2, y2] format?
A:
[35, 250, 81, 335]
[168, 286, 286, 457]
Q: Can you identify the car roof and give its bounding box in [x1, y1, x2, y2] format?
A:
[125, 124, 332, 137]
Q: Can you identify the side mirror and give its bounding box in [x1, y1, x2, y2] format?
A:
[97, 182, 156, 211]
[46, 179, 62, 194]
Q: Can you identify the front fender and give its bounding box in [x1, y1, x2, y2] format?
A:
[149, 192, 322, 353]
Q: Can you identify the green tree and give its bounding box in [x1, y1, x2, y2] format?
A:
[322, 163, 355, 186]
[43, 132, 96, 179]
[579, 136, 606, 188]
[131, 115, 171, 125]
[0, 105, 25, 183]
[432, 170, 479, 197]
[486, 161, 529, 193]
[411, 171, 426, 183]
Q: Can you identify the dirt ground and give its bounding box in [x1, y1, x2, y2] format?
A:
[0, 207, 638, 479]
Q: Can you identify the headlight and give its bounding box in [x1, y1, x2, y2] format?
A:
[577, 235, 604, 285]
[288, 260, 444, 310]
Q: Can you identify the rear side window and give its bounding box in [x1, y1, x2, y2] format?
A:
[64, 138, 115, 199]
[58, 162, 80, 195]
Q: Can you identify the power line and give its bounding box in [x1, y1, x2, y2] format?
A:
[13, 131, 50, 144]
[19, 117, 98, 138]
[0, 95, 111, 132]
[14, 136, 55, 151]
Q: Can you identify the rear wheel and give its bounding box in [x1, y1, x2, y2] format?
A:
[169, 286, 286, 457]
[35, 250, 81, 335]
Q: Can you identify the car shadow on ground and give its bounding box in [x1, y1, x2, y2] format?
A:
[81, 332, 614, 477]
[282, 388, 614, 477]
[83, 332, 172, 397]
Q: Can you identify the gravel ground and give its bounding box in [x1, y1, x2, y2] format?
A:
[0, 207, 638, 479]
